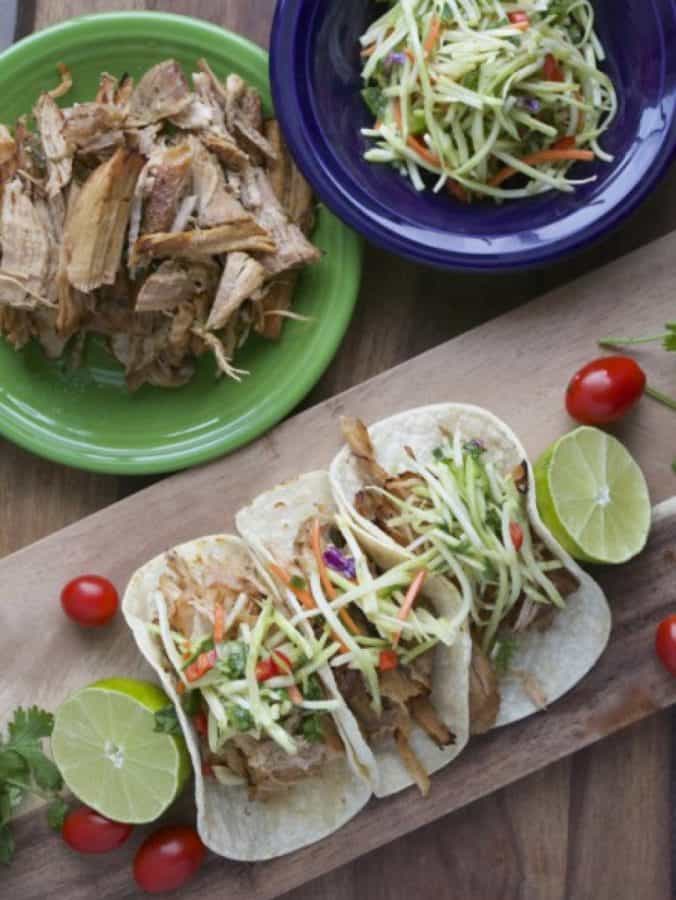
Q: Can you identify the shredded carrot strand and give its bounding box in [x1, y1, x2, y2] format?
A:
[360, 43, 376, 58]
[392, 571, 427, 648]
[269, 563, 315, 611]
[447, 179, 470, 204]
[489, 149, 595, 187]
[407, 135, 441, 167]
[288, 685, 303, 705]
[268, 561, 349, 653]
[311, 519, 363, 637]
[213, 602, 225, 643]
[423, 15, 441, 54]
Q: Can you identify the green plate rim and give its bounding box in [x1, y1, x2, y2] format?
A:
[0, 11, 362, 475]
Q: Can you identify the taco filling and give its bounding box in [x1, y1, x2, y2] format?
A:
[340, 417, 580, 729]
[155, 547, 349, 799]
[269, 515, 465, 795]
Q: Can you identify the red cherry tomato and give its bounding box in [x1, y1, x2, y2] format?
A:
[509, 521, 524, 551]
[565, 356, 646, 425]
[134, 825, 206, 895]
[655, 615, 676, 676]
[61, 575, 119, 627]
[543, 53, 564, 82]
[62, 806, 133, 854]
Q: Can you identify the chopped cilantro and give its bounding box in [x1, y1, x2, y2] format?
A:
[0, 707, 70, 864]
[303, 674, 323, 702]
[228, 706, 254, 733]
[153, 705, 182, 736]
[302, 714, 324, 743]
[218, 640, 248, 679]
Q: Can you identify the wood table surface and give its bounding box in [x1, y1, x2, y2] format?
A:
[4, 2, 675, 898]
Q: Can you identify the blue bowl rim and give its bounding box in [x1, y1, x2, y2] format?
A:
[270, 0, 676, 272]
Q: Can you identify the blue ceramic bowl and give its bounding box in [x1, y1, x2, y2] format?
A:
[270, 0, 676, 271]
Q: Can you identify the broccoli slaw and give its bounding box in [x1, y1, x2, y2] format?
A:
[359, 0, 617, 201]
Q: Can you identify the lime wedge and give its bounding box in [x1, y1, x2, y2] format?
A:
[534, 426, 650, 565]
[52, 678, 190, 824]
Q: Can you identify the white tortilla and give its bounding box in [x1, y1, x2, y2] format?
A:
[236, 470, 472, 798]
[329, 404, 611, 727]
[122, 533, 376, 861]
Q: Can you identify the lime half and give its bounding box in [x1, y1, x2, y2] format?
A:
[534, 426, 650, 565]
[52, 678, 190, 823]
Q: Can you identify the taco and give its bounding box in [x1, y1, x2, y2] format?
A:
[329, 404, 611, 732]
[236, 470, 471, 797]
[122, 533, 377, 861]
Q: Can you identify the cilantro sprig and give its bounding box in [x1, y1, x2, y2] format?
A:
[0, 707, 70, 864]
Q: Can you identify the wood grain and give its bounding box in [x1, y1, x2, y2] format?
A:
[3, 2, 675, 898]
[4, 503, 675, 900]
[2, 228, 676, 897]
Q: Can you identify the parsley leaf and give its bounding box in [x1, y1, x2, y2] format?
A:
[8, 707, 54, 745]
[0, 706, 68, 865]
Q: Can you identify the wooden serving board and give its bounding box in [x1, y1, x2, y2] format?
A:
[3, 230, 676, 899]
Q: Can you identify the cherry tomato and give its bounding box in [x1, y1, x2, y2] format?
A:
[61, 575, 119, 627]
[509, 521, 524, 551]
[62, 806, 133, 854]
[379, 649, 399, 672]
[566, 356, 646, 425]
[655, 615, 676, 676]
[134, 825, 206, 895]
[543, 53, 564, 82]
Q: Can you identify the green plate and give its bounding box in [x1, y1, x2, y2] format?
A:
[0, 13, 361, 474]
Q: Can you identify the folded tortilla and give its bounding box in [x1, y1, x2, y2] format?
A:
[329, 404, 611, 728]
[122, 533, 376, 861]
[235, 470, 471, 798]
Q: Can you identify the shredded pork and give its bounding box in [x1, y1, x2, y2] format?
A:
[0, 59, 320, 389]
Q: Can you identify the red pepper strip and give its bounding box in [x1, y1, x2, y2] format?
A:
[509, 521, 524, 552]
[379, 649, 399, 672]
[201, 762, 214, 777]
[392, 571, 427, 648]
[185, 649, 217, 683]
[543, 53, 564, 82]
[192, 711, 208, 736]
[508, 10, 530, 29]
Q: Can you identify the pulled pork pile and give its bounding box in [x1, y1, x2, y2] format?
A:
[0, 59, 319, 389]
